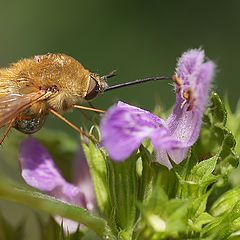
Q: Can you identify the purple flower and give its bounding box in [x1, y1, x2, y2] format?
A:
[19, 137, 95, 233]
[100, 49, 215, 169]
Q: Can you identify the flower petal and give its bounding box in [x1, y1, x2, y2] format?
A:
[155, 149, 172, 169]
[19, 137, 87, 206]
[19, 137, 88, 234]
[19, 137, 65, 192]
[176, 49, 215, 116]
[166, 105, 200, 147]
[100, 49, 215, 168]
[101, 102, 167, 161]
[163, 49, 215, 164]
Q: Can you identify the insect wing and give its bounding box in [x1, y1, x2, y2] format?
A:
[0, 91, 46, 128]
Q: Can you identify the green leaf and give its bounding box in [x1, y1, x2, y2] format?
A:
[0, 212, 25, 240]
[156, 163, 178, 199]
[210, 92, 227, 125]
[202, 201, 240, 239]
[194, 93, 238, 209]
[137, 199, 189, 240]
[136, 176, 189, 240]
[225, 96, 240, 156]
[107, 154, 139, 238]
[0, 178, 116, 240]
[175, 153, 218, 199]
[196, 93, 226, 156]
[138, 145, 155, 203]
[38, 216, 59, 240]
[210, 185, 240, 217]
[190, 212, 214, 232]
[82, 140, 110, 217]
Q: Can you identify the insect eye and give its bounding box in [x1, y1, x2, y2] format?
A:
[85, 77, 100, 100]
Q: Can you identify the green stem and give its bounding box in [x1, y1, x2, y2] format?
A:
[0, 179, 116, 240]
[107, 155, 138, 237]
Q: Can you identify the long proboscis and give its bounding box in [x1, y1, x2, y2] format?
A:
[104, 76, 172, 92]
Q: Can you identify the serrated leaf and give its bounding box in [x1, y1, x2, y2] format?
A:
[225, 96, 240, 156]
[210, 185, 240, 217]
[195, 92, 239, 207]
[175, 153, 218, 199]
[202, 201, 240, 239]
[196, 93, 237, 162]
[210, 92, 227, 125]
[173, 153, 218, 234]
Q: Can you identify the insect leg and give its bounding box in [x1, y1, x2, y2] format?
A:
[0, 119, 15, 145]
[72, 105, 105, 113]
[49, 108, 97, 142]
[77, 107, 98, 125]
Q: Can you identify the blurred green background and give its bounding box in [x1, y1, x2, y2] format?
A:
[0, 0, 240, 239]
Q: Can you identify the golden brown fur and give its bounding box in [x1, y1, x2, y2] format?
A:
[0, 53, 106, 131]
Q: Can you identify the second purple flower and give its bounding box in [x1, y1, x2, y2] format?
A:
[100, 49, 215, 169]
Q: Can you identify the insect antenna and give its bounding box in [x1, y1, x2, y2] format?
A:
[104, 76, 172, 92]
[101, 70, 117, 81]
[49, 108, 97, 143]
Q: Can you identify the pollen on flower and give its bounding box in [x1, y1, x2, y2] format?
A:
[173, 74, 195, 111]
[183, 89, 195, 111]
[172, 74, 182, 87]
[174, 74, 196, 113]
[172, 74, 182, 94]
